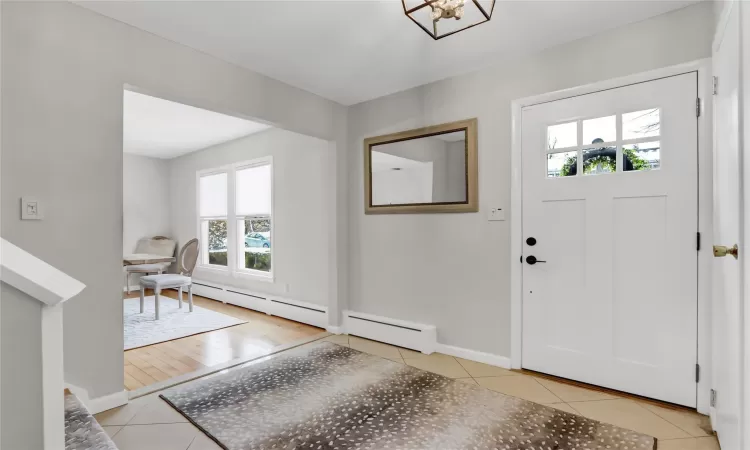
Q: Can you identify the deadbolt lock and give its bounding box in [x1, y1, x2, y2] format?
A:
[713, 244, 739, 259]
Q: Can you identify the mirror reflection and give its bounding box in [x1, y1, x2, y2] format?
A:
[370, 131, 467, 206]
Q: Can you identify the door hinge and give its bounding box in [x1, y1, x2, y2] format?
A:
[697, 232, 701, 251]
[710, 389, 717, 407]
[713, 76, 719, 95]
[696, 98, 702, 117]
[695, 364, 700, 383]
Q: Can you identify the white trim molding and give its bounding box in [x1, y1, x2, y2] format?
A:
[0, 238, 85, 306]
[326, 325, 345, 335]
[434, 344, 511, 369]
[510, 59, 713, 415]
[65, 384, 129, 415]
[0, 238, 87, 450]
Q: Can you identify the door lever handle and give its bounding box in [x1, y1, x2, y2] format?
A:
[526, 255, 546, 265]
[713, 244, 739, 259]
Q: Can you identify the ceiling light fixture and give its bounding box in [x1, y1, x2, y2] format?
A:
[402, 0, 495, 40]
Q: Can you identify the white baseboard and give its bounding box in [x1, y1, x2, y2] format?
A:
[123, 284, 140, 293]
[326, 325, 344, 334]
[190, 280, 328, 329]
[336, 310, 510, 370]
[435, 343, 511, 369]
[65, 384, 128, 414]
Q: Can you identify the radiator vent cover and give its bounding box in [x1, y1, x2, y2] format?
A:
[343, 311, 436, 354]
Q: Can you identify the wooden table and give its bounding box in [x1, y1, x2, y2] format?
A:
[123, 254, 176, 265]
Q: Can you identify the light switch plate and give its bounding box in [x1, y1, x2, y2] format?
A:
[487, 208, 505, 221]
[21, 196, 42, 220]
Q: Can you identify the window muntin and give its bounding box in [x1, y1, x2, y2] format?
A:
[197, 158, 273, 277]
[545, 108, 661, 177]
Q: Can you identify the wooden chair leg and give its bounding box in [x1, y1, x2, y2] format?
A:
[188, 285, 194, 312]
[178, 286, 183, 308]
[155, 289, 161, 320]
[139, 285, 145, 313]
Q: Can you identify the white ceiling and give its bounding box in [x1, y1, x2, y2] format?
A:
[81, 1, 699, 106]
[123, 90, 270, 159]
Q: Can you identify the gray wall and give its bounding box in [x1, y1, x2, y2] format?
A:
[347, 3, 714, 357]
[1, 1, 347, 399]
[169, 128, 331, 306]
[123, 154, 172, 254]
[0, 283, 43, 450]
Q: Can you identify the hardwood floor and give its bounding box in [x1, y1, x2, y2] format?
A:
[123, 289, 324, 391]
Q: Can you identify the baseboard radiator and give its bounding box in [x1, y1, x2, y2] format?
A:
[191, 281, 328, 328]
[343, 310, 436, 354]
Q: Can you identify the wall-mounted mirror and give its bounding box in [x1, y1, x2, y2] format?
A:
[364, 119, 478, 214]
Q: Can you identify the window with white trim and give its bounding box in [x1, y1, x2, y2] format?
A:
[199, 172, 228, 267]
[235, 162, 272, 273]
[197, 157, 273, 277]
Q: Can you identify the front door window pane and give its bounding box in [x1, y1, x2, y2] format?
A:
[548, 151, 578, 177]
[583, 115, 616, 145]
[623, 141, 660, 171]
[623, 109, 660, 140]
[582, 146, 616, 175]
[548, 122, 577, 150]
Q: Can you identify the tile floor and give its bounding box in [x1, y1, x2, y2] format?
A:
[95, 334, 720, 450]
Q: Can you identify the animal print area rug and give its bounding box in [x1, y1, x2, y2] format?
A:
[161, 341, 656, 450]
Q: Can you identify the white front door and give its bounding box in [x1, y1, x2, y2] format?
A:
[521, 73, 699, 407]
[712, 3, 742, 448]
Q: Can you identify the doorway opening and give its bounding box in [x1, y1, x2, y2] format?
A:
[121, 88, 330, 395]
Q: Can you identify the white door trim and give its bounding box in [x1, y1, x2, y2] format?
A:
[510, 59, 713, 415]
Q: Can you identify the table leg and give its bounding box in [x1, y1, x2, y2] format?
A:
[139, 285, 145, 313]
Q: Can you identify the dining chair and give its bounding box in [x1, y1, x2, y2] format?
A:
[124, 236, 176, 293]
[139, 238, 199, 320]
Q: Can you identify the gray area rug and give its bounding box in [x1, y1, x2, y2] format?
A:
[124, 296, 247, 350]
[161, 341, 657, 450]
[64, 392, 118, 450]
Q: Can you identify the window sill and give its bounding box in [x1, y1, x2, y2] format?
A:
[196, 264, 230, 275]
[234, 269, 274, 283]
[195, 265, 274, 283]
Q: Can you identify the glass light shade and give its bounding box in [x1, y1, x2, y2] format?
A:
[403, 0, 494, 40]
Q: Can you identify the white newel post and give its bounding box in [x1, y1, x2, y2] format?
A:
[41, 304, 65, 450]
[0, 238, 85, 450]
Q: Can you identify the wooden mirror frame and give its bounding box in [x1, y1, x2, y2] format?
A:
[364, 118, 478, 214]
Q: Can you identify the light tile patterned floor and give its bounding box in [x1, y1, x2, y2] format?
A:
[96, 335, 719, 450]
